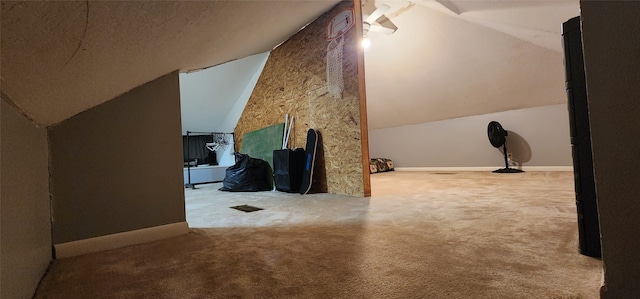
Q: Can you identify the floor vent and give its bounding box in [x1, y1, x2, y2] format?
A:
[230, 205, 264, 213]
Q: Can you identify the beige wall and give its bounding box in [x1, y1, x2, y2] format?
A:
[1, 99, 52, 298]
[364, 3, 569, 130]
[235, 1, 369, 196]
[580, 1, 640, 298]
[369, 104, 572, 167]
[48, 72, 185, 244]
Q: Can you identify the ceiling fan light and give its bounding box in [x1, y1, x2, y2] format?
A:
[361, 37, 371, 49]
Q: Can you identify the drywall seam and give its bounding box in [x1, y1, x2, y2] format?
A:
[0, 91, 43, 127]
[53, 222, 189, 259]
[64, 0, 89, 66]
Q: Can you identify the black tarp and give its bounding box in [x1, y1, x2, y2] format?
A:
[219, 153, 271, 192]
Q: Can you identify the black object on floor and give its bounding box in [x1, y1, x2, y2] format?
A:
[230, 205, 264, 213]
[487, 121, 524, 173]
[300, 129, 319, 194]
[562, 16, 601, 258]
[273, 148, 306, 193]
[219, 153, 272, 192]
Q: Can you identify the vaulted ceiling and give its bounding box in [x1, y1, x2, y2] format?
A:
[362, 0, 578, 129]
[1, 1, 340, 126]
[1, 0, 578, 129]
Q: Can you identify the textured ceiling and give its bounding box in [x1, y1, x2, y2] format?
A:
[1, 0, 579, 129]
[1, 0, 340, 126]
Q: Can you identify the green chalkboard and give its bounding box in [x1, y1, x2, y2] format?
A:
[241, 123, 285, 170]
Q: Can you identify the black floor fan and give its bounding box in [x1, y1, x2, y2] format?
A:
[487, 121, 524, 173]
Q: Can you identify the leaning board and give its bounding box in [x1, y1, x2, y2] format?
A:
[241, 123, 285, 170]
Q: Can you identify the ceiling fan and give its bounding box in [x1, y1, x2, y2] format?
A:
[363, 4, 398, 36]
[362, 0, 461, 37]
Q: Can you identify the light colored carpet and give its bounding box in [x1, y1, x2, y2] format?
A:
[35, 171, 602, 298]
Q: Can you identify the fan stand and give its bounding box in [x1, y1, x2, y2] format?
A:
[493, 143, 524, 173]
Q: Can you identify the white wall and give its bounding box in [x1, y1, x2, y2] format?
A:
[364, 3, 569, 130]
[180, 52, 270, 134]
[580, 2, 640, 298]
[1, 98, 52, 299]
[369, 104, 571, 167]
[218, 53, 270, 133]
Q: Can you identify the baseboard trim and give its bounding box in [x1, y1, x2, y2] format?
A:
[394, 166, 573, 172]
[521, 166, 573, 172]
[54, 222, 189, 259]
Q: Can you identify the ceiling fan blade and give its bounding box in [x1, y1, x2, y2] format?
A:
[365, 4, 391, 24]
[377, 16, 398, 32]
[369, 23, 397, 35]
[435, 0, 461, 15]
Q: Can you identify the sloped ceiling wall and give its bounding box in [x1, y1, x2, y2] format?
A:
[176, 0, 579, 134]
[0, 1, 340, 126]
[2, 0, 579, 132]
[179, 52, 270, 134]
[459, 3, 580, 52]
[364, 1, 578, 130]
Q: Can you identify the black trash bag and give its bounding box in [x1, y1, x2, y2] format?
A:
[219, 153, 272, 192]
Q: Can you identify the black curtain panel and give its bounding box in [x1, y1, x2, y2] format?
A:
[183, 135, 213, 166]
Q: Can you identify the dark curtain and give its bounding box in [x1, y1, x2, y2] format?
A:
[182, 135, 216, 166]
